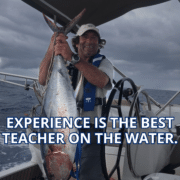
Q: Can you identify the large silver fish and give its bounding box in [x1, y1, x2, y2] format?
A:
[41, 9, 86, 180]
[42, 55, 77, 180]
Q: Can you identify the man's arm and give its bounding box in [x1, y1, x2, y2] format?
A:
[74, 60, 109, 89]
[39, 34, 55, 86]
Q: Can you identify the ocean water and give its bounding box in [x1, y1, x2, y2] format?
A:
[0, 81, 180, 172]
[0, 81, 38, 172]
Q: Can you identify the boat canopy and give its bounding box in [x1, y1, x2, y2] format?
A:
[22, 0, 170, 33]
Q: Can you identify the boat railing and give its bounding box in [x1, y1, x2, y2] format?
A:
[1, 68, 179, 116]
[0, 72, 38, 90]
[155, 91, 180, 116]
[113, 66, 180, 116]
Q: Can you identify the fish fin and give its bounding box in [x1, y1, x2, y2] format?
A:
[43, 13, 61, 32]
[64, 8, 86, 35]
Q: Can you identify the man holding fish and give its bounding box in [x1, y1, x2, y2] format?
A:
[39, 24, 114, 180]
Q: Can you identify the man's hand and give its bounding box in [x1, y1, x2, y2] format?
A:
[54, 33, 73, 61]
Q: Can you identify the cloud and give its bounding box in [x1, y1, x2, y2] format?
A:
[0, 0, 53, 69]
[0, 0, 179, 90]
[100, 0, 180, 65]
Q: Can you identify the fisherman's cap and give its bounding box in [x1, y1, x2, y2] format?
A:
[76, 24, 100, 37]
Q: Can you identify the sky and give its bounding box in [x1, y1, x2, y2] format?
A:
[0, 0, 180, 91]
